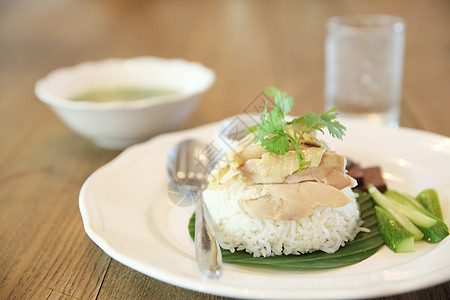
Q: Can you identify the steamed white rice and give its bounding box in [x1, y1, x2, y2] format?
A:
[203, 180, 364, 257]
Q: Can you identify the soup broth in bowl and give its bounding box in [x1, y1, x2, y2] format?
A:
[71, 87, 178, 102]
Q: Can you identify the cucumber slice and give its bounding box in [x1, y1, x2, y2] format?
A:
[385, 190, 439, 221]
[368, 184, 424, 240]
[415, 222, 449, 243]
[416, 189, 444, 220]
[384, 190, 424, 209]
[375, 206, 414, 253]
[383, 192, 449, 243]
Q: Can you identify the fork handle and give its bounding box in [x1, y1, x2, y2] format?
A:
[194, 190, 222, 278]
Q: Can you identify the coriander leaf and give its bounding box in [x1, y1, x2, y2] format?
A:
[260, 102, 268, 122]
[274, 90, 282, 106]
[264, 86, 279, 97]
[275, 94, 293, 116]
[265, 86, 293, 115]
[319, 108, 346, 140]
[288, 116, 305, 126]
[303, 112, 323, 129]
[326, 121, 346, 140]
[261, 134, 290, 155]
[321, 107, 338, 119]
[265, 107, 284, 133]
[254, 124, 270, 143]
[248, 102, 269, 134]
[247, 124, 258, 133]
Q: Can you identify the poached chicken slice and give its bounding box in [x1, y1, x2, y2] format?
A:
[285, 152, 356, 189]
[238, 182, 353, 221]
[240, 150, 355, 190]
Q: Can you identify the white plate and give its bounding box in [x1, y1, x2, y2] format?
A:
[79, 119, 450, 299]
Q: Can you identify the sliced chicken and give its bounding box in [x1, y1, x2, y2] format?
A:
[240, 151, 299, 183]
[316, 152, 347, 172]
[232, 143, 267, 167]
[238, 182, 353, 221]
[285, 168, 356, 190]
[285, 152, 356, 189]
[239, 149, 354, 188]
[299, 132, 328, 149]
[231, 133, 267, 166]
[240, 147, 326, 183]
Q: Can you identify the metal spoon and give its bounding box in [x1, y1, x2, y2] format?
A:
[167, 139, 222, 278]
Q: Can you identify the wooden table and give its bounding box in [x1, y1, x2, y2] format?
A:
[1, 0, 449, 299]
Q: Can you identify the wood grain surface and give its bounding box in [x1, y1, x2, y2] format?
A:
[1, 0, 449, 299]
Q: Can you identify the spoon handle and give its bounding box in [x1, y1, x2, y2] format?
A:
[194, 190, 222, 278]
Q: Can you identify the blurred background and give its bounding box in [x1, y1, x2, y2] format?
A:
[2, 0, 449, 136]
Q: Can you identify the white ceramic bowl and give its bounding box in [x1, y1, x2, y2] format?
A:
[35, 57, 215, 149]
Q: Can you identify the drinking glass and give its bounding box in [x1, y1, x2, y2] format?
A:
[325, 14, 406, 128]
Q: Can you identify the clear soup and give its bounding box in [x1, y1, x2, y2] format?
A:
[71, 87, 178, 102]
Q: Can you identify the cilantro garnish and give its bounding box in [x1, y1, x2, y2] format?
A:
[247, 86, 346, 175]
